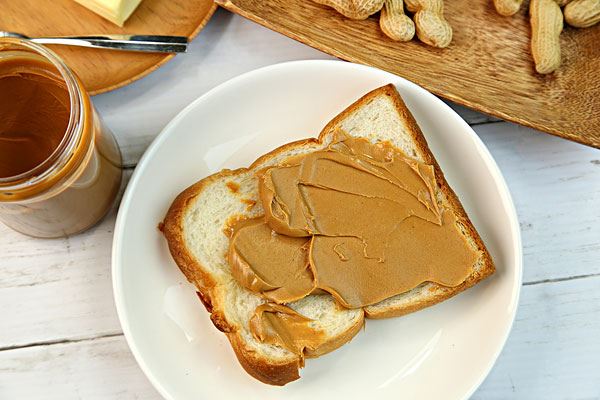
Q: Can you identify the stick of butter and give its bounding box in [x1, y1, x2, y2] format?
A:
[73, 0, 143, 27]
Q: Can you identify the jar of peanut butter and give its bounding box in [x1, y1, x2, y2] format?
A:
[0, 39, 122, 238]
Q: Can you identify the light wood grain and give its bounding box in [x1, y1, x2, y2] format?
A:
[474, 275, 600, 399]
[0, 171, 131, 350]
[0, 0, 216, 94]
[0, 336, 162, 399]
[473, 122, 600, 283]
[215, 0, 600, 148]
[0, 211, 122, 350]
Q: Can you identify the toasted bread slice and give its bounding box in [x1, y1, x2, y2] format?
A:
[162, 84, 494, 386]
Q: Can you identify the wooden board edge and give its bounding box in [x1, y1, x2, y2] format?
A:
[214, 1, 599, 149]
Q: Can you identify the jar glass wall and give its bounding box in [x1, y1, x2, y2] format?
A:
[0, 38, 122, 238]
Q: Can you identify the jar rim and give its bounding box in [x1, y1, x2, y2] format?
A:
[0, 38, 84, 192]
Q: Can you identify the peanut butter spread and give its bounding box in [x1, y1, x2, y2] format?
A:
[0, 58, 69, 178]
[228, 217, 315, 303]
[229, 130, 479, 352]
[249, 303, 326, 364]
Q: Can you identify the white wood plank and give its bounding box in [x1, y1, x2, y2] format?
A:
[0, 335, 161, 400]
[0, 211, 122, 350]
[474, 275, 600, 399]
[0, 171, 132, 349]
[474, 122, 600, 283]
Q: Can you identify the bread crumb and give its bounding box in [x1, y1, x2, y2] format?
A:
[226, 181, 240, 193]
[241, 198, 256, 211]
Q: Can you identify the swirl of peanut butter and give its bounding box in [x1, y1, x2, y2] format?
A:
[229, 129, 478, 315]
[249, 303, 326, 364]
[228, 217, 316, 304]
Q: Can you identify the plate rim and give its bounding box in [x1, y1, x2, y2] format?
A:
[112, 59, 523, 400]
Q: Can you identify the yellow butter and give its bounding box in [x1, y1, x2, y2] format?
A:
[73, 0, 143, 27]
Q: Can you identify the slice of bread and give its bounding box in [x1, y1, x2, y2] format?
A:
[161, 84, 494, 386]
[161, 145, 365, 385]
[315, 85, 495, 318]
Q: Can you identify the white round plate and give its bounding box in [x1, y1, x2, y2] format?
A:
[113, 60, 522, 400]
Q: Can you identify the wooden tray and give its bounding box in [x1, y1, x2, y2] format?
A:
[216, 0, 600, 148]
[1, 0, 216, 95]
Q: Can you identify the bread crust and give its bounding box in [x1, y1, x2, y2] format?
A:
[304, 312, 365, 357]
[227, 332, 301, 386]
[161, 84, 494, 384]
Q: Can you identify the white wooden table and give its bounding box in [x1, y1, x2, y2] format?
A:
[1, 9, 599, 399]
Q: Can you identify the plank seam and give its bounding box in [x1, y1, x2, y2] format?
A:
[0, 331, 123, 352]
[523, 272, 600, 286]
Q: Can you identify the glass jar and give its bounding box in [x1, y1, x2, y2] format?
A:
[0, 39, 122, 238]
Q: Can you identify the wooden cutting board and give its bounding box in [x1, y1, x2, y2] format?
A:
[1, 0, 216, 95]
[216, 0, 600, 148]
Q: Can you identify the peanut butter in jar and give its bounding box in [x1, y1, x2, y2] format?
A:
[0, 39, 122, 238]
